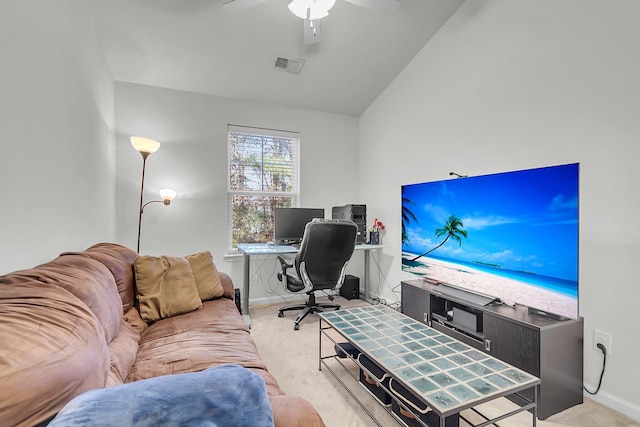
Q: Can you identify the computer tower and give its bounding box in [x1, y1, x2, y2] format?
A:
[332, 204, 367, 244]
[340, 275, 360, 300]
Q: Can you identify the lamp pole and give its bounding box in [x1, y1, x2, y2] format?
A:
[131, 136, 161, 254]
[136, 151, 150, 253]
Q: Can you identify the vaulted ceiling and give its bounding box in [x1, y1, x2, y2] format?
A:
[90, 0, 464, 116]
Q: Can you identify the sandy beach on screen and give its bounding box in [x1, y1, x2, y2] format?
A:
[401, 253, 578, 319]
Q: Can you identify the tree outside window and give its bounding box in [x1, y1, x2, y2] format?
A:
[228, 126, 299, 248]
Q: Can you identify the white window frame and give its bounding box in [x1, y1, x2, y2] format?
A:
[227, 124, 300, 250]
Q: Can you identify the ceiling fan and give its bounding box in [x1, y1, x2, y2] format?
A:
[223, 0, 400, 44]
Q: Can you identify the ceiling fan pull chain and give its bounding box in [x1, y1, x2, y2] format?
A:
[309, 19, 317, 36]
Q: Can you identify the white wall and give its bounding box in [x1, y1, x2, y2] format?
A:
[0, 1, 115, 274]
[4, 0, 636, 419]
[359, 0, 640, 420]
[114, 82, 361, 301]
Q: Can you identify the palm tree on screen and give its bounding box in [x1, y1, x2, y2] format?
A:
[402, 195, 417, 245]
[410, 215, 468, 261]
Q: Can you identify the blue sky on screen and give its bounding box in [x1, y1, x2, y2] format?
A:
[402, 164, 579, 281]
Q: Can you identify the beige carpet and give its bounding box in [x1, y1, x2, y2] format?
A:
[249, 297, 639, 427]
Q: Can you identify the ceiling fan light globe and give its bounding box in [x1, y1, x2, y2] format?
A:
[288, 0, 311, 19]
[289, 0, 335, 20]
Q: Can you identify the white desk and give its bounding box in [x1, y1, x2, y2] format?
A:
[236, 243, 383, 326]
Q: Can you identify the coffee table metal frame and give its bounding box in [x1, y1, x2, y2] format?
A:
[319, 305, 540, 427]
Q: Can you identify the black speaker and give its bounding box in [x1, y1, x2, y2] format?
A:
[234, 288, 242, 314]
[340, 275, 360, 300]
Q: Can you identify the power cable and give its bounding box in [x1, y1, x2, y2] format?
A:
[584, 343, 607, 395]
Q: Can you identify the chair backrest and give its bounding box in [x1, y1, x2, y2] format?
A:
[295, 218, 358, 290]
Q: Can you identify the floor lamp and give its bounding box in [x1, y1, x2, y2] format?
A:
[131, 136, 176, 253]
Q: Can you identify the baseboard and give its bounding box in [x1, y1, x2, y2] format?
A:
[585, 389, 640, 422]
[250, 295, 305, 307]
[368, 291, 401, 308]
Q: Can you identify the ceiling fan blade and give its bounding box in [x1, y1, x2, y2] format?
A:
[343, 0, 400, 14]
[222, 0, 269, 13]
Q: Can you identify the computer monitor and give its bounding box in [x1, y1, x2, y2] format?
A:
[274, 208, 325, 244]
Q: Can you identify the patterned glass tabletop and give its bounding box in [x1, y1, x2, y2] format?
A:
[320, 305, 539, 415]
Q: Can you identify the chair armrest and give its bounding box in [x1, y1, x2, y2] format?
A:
[277, 256, 293, 271]
[277, 256, 307, 293]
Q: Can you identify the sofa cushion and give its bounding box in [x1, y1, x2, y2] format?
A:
[82, 243, 139, 313]
[48, 364, 274, 427]
[4, 254, 122, 344]
[0, 281, 110, 427]
[185, 251, 224, 301]
[127, 298, 264, 381]
[123, 302, 148, 335]
[134, 255, 203, 323]
[106, 308, 142, 387]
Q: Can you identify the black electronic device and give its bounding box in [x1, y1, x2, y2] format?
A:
[452, 307, 481, 333]
[274, 207, 325, 244]
[332, 204, 367, 244]
[401, 163, 579, 320]
[339, 275, 360, 300]
[234, 288, 242, 314]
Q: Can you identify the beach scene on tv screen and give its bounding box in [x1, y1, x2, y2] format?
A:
[401, 163, 579, 319]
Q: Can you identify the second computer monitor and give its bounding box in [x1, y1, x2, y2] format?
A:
[274, 207, 325, 244]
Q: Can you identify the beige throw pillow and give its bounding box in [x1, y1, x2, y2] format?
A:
[134, 255, 202, 323]
[185, 251, 224, 301]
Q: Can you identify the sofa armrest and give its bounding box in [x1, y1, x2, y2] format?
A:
[270, 395, 326, 427]
[219, 272, 234, 300]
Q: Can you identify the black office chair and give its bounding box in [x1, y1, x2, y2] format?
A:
[277, 218, 358, 330]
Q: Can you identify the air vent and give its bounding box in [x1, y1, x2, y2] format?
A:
[273, 56, 305, 74]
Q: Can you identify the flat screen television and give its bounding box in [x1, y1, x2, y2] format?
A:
[274, 208, 325, 244]
[401, 163, 579, 320]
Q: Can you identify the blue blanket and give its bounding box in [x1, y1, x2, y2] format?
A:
[48, 364, 274, 427]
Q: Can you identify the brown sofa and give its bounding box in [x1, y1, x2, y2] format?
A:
[0, 242, 325, 427]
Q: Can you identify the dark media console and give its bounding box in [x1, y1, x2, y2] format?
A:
[401, 279, 584, 420]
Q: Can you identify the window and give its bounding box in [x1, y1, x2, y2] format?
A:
[228, 125, 300, 248]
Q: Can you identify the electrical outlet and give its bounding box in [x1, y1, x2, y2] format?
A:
[593, 329, 612, 355]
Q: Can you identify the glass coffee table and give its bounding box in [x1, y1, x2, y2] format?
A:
[319, 305, 540, 427]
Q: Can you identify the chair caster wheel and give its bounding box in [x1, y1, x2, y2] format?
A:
[294, 324, 300, 331]
[278, 312, 284, 318]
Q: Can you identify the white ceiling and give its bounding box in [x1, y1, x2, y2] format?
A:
[89, 0, 464, 116]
